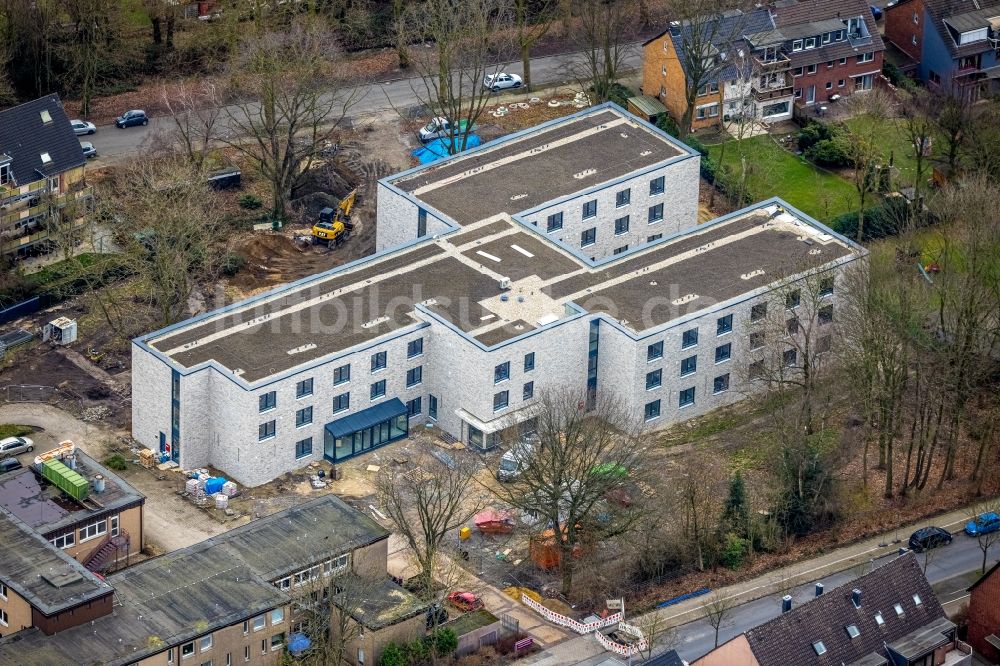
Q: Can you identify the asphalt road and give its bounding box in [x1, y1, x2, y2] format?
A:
[670, 534, 993, 663]
[84, 43, 644, 161]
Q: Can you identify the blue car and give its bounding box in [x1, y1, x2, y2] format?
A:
[965, 512, 1000, 537]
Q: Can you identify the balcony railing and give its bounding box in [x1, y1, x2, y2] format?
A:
[754, 86, 794, 101]
[0, 178, 46, 203]
[754, 53, 792, 72]
[0, 185, 93, 228]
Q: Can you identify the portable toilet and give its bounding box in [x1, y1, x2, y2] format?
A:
[42, 318, 77, 346]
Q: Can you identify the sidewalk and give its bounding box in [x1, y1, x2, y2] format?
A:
[522, 506, 976, 665]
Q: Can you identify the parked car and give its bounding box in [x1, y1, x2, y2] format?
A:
[497, 444, 533, 482]
[71, 119, 96, 135]
[80, 141, 97, 159]
[426, 602, 449, 628]
[0, 458, 22, 474]
[446, 591, 483, 612]
[418, 117, 471, 142]
[908, 526, 953, 552]
[115, 110, 148, 128]
[483, 72, 523, 91]
[965, 512, 1000, 537]
[0, 436, 33, 457]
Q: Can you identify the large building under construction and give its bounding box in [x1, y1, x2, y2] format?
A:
[131, 103, 864, 487]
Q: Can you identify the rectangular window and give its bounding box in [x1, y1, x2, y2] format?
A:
[428, 394, 438, 419]
[371, 351, 387, 372]
[805, 37, 816, 49]
[523, 381, 534, 400]
[750, 303, 767, 321]
[838, 79, 845, 87]
[201, 635, 213, 652]
[714, 374, 730, 394]
[0, 582, 7, 600]
[646, 369, 662, 390]
[819, 304, 834, 324]
[244, 646, 250, 662]
[826, 81, 833, 89]
[295, 378, 313, 398]
[819, 277, 834, 296]
[582, 200, 597, 219]
[787, 317, 799, 335]
[295, 437, 313, 459]
[523, 352, 535, 372]
[840, 57, 848, 65]
[0, 609, 7, 627]
[168, 648, 175, 664]
[295, 406, 313, 428]
[647, 341, 664, 361]
[717, 314, 733, 335]
[749, 360, 765, 380]
[614, 215, 630, 235]
[680, 355, 697, 376]
[647, 234, 663, 242]
[679, 387, 696, 407]
[807, 64, 817, 74]
[182, 642, 195, 658]
[650, 176, 665, 195]
[494, 361, 510, 383]
[581, 227, 596, 247]
[271, 633, 285, 651]
[407, 338, 423, 358]
[110, 514, 119, 537]
[792, 39, 803, 51]
[682, 328, 698, 349]
[613, 245, 629, 255]
[857, 52, 874, 63]
[370, 380, 386, 400]
[784, 348, 798, 367]
[794, 89, 802, 99]
[51, 531, 76, 549]
[243, 621, 249, 635]
[259, 421, 276, 441]
[417, 208, 427, 237]
[406, 366, 423, 387]
[644, 400, 661, 421]
[333, 364, 351, 385]
[648, 203, 664, 223]
[407, 397, 421, 416]
[615, 188, 630, 207]
[786, 289, 801, 309]
[271, 608, 284, 624]
[793, 66, 803, 77]
[750, 332, 765, 350]
[493, 391, 509, 411]
[546, 211, 563, 232]
[823, 33, 832, 45]
[715, 343, 732, 363]
[333, 392, 350, 413]
[259, 391, 276, 412]
[253, 616, 266, 632]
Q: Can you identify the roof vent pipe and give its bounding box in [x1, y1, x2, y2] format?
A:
[781, 595, 792, 613]
[815, 583, 824, 597]
[852, 588, 862, 607]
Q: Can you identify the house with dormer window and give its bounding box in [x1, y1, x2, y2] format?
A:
[885, 0, 1000, 102]
[0, 94, 92, 257]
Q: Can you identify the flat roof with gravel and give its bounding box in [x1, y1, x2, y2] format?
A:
[391, 107, 687, 225]
[146, 201, 859, 384]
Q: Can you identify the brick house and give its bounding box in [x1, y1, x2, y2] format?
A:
[772, 0, 885, 109]
[884, 0, 1000, 102]
[967, 560, 1000, 663]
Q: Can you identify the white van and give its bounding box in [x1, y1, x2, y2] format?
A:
[496, 444, 533, 482]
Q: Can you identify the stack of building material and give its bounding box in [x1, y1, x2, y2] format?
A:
[139, 450, 157, 469]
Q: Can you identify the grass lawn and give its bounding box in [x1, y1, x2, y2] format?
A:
[844, 117, 939, 190]
[706, 135, 857, 223]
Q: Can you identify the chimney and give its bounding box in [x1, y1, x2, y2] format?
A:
[852, 588, 862, 607]
[815, 583, 824, 597]
[92, 474, 106, 493]
[781, 595, 792, 613]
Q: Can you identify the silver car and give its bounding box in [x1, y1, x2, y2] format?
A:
[71, 119, 96, 136]
[0, 436, 34, 457]
[80, 141, 97, 159]
[483, 72, 523, 91]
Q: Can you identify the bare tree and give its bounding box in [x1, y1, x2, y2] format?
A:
[515, 0, 556, 91]
[60, 0, 133, 117]
[1, 0, 60, 98]
[965, 98, 1000, 181]
[376, 456, 487, 601]
[677, 451, 722, 571]
[666, 0, 752, 137]
[634, 610, 678, 661]
[104, 153, 230, 327]
[702, 590, 735, 648]
[162, 81, 223, 172]
[399, 0, 514, 154]
[936, 93, 970, 176]
[490, 388, 648, 597]
[898, 88, 937, 208]
[221, 16, 361, 219]
[840, 88, 891, 243]
[571, 0, 638, 103]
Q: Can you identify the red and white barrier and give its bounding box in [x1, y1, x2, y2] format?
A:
[520, 594, 622, 634]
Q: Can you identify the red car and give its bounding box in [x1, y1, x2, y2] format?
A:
[446, 591, 483, 612]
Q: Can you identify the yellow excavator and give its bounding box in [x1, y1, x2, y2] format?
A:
[311, 189, 357, 247]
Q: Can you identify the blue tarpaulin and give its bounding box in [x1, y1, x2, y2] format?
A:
[288, 633, 311, 655]
[412, 134, 482, 164]
[325, 398, 407, 438]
